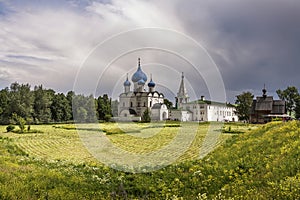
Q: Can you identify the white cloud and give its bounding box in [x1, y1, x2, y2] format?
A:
[0, 0, 187, 94]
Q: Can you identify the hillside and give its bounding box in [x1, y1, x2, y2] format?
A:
[0, 121, 299, 199]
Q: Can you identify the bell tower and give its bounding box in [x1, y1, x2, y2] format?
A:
[176, 72, 189, 108]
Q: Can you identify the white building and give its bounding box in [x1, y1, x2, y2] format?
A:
[169, 73, 238, 122]
[118, 58, 168, 121]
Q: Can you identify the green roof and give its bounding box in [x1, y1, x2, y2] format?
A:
[187, 99, 236, 107]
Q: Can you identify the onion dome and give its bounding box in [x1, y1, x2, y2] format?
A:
[123, 74, 131, 86]
[148, 74, 155, 87]
[131, 58, 147, 83]
[138, 79, 145, 85]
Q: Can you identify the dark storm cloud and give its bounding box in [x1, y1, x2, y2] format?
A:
[175, 0, 300, 100]
[0, 0, 299, 102]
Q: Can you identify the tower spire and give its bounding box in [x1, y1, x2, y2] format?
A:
[176, 72, 189, 108]
[138, 58, 141, 68]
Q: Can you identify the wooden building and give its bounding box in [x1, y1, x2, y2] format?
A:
[250, 87, 286, 123]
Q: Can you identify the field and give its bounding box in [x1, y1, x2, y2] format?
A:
[0, 121, 299, 199]
[0, 122, 242, 167]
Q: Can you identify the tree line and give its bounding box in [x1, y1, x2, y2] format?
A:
[235, 86, 300, 121]
[0, 82, 116, 125]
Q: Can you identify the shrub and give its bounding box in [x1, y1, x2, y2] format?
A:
[6, 125, 15, 132]
[12, 113, 26, 133]
[141, 108, 151, 123]
[104, 114, 112, 122]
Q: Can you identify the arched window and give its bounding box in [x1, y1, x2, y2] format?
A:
[130, 102, 133, 107]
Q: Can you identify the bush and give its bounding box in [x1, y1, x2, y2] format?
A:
[141, 108, 151, 123]
[104, 114, 112, 122]
[6, 125, 15, 132]
[12, 113, 26, 133]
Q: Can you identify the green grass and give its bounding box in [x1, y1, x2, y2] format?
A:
[1, 122, 232, 164]
[0, 121, 299, 199]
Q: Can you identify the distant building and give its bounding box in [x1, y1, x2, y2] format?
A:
[250, 87, 287, 123]
[169, 73, 238, 122]
[118, 58, 168, 121]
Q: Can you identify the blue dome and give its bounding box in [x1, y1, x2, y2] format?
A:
[131, 58, 147, 83]
[123, 74, 131, 86]
[137, 79, 145, 85]
[148, 79, 155, 87]
[123, 79, 131, 86]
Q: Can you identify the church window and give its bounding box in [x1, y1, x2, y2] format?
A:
[123, 102, 125, 107]
[138, 102, 140, 107]
[150, 101, 152, 107]
[144, 102, 146, 107]
[130, 102, 133, 107]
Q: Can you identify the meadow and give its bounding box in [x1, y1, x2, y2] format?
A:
[0, 122, 239, 166]
[0, 121, 299, 199]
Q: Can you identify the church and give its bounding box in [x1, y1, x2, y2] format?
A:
[250, 86, 287, 123]
[117, 58, 169, 121]
[117, 58, 238, 122]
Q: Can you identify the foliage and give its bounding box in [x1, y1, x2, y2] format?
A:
[6, 83, 34, 123]
[73, 94, 97, 123]
[12, 113, 26, 133]
[6, 125, 15, 132]
[277, 86, 299, 116]
[97, 94, 112, 120]
[51, 93, 72, 122]
[0, 83, 118, 124]
[295, 96, 300, 119]
[104, 114, 112, 122]
[141, 108, 151, 122]
[33, 85, 54, 123]
[235, 91, 254, 121]
[164, 98, 173, 109]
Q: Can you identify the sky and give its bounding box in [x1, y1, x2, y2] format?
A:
[0, 0, 299, 103]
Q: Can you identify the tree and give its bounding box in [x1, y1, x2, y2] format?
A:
[85, 95, 97, 123]
[51, 93, 72, 122]
[0, 88, 9, 124]
[97, 94, 112, 121]
[164, 99, 173, 109]
[235, 91, 254, 122]
[12, 113, 26, 133]
[141, 108, 151, 122]
[8, 82, 34, 121]
[295, 96, 300, 119]
[66, 91, 75, 120]
[111, 100, 119, 117]
[33, 85, 54, 123]
[72, 94, 97, 123]
[276, 86, 299, 116]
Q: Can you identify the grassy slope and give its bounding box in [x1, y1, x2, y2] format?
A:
[0, 121, 299, 199]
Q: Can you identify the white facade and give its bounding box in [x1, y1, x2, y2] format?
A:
[180, 101, 238, 122]
[118, 58, 168, 121]
[169, 73, 238, 122]
[169, 109, 192, 122]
